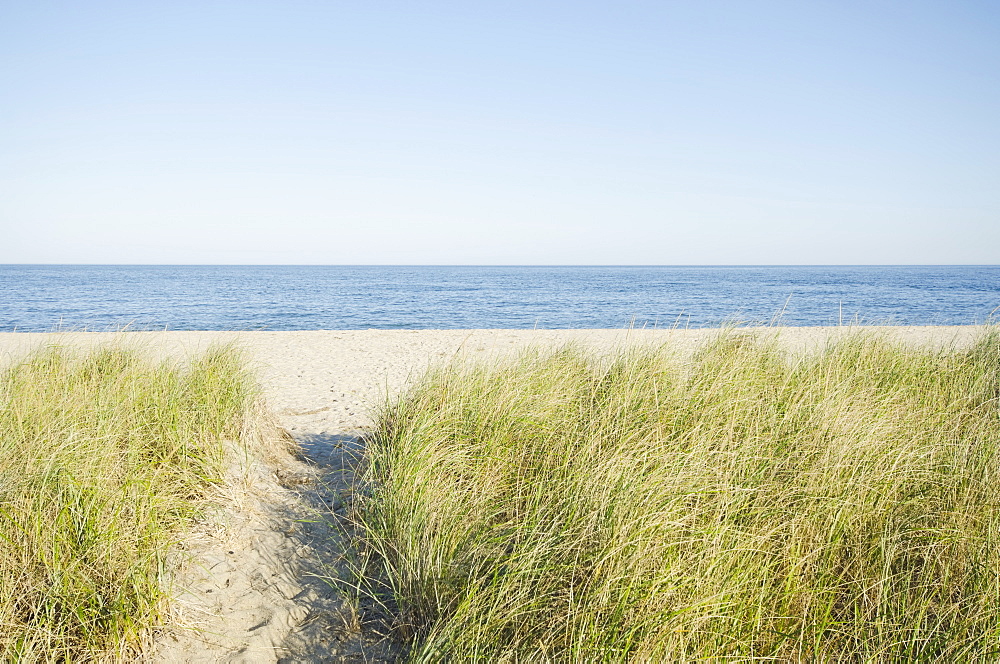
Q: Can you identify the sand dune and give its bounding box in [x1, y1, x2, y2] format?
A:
[0, 327, 983, 662]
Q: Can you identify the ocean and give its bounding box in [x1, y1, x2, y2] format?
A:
[1, 265, 998, 332]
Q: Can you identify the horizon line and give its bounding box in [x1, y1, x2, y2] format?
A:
[3, 263, 999, 269]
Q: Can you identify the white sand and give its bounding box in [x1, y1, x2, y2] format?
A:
[0, 326, 985, 662]
[1, 327, 981, 437]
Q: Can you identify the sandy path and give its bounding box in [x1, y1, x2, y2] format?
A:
[0, 326, 984, 662]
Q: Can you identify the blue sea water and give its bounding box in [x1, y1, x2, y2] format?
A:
[0, 265, 998, 332]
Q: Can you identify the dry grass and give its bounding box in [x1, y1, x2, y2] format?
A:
[360, 327, 1000, 661]
[0, 342, 264, 662]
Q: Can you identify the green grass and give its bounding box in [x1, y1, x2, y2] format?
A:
[360, 328, 1000, 661]
[0, 343, 264, 662]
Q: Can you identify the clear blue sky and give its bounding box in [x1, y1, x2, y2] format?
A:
[2, 1, 998, 264]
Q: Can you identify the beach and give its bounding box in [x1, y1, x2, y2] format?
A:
[0, 326, 982, 437]
[0, 326, 986, 662]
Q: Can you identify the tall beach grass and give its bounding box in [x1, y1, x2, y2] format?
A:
[0, 342, 264, 661]
[361, 328, 1000, 660]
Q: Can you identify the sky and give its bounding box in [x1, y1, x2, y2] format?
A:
[1, 1, 998, 265]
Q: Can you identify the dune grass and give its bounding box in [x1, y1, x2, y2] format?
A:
[0, 343, 263, 661]
[360, 328, 1000, 661]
